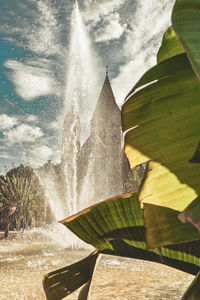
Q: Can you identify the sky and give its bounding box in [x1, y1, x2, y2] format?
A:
[0, 0, 175, 173]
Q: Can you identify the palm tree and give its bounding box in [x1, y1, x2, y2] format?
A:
[0, 165, 47, 230]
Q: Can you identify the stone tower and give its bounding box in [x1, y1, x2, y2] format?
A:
[77, 74, 131, 207]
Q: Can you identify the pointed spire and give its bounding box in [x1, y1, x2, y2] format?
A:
[91, 70, 120, 126]
[99, 72, 114, 104]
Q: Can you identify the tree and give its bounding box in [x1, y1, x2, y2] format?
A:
[0, 165, 46, 230]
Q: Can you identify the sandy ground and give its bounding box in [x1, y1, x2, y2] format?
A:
[0, 227, 194, 300]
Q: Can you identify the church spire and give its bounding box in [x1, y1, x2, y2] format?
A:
[91, 70, 120, 129]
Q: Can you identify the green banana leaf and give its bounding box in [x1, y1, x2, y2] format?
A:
[125, 51, 189, 101]
[122, 24, 200, 248]
[43, 250, 99, 300]
[43, 191, 200, 299]
[157, 26, 184, 63]
[172, 0, 200, 80]
[181, 271, 200, 300]
[61, 192, 200, 275]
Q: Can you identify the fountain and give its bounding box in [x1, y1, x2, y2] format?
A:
[39, 2, 135, 227]
[38, 2, 101, 222]
[64, 1, 100, 145]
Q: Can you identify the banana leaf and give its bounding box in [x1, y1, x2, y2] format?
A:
[157, 26, 184, 63]
[43, 250, 99, 300]
[172, 0, 200, 80]
[43, 192, 200, 299]
[60, 192, 200, 275]
[122, 24, 200, 248]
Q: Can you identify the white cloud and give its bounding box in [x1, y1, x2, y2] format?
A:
[112, 0, 175, 105]
[4, 60, 56, 101]
[0, 114, 19, 131]
[94, 13, 126, 42]
[112, 59, 149, 106]
[124, 0, 174, 58]
[83, 0, 126, 24]
[52, 151, 61, 165]
[0, 153, 14, 160]
[27, 145, 54, 168]
[27, 0, 60, 55]
[48, 120, 60, 131]
[0, 1, 61, 56]
[25, 114, 38, 123]
[4, 124, 44, 145]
